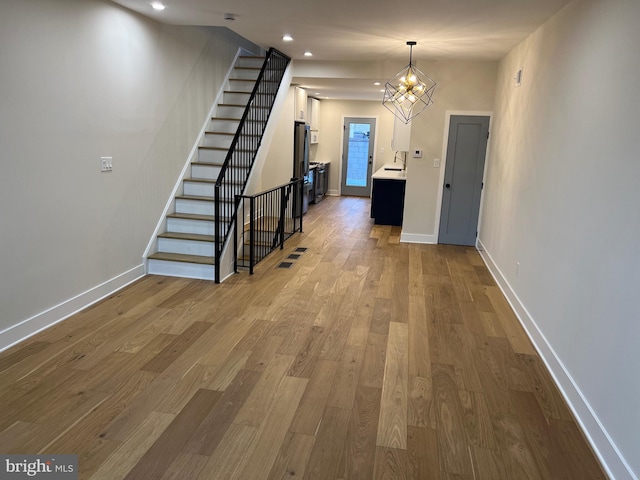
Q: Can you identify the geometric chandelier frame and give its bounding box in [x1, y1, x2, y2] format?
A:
[382, 41, 437, 124]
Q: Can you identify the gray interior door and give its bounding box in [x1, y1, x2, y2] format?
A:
[438, 115, 490, 246]
[341, 118, 376, 196]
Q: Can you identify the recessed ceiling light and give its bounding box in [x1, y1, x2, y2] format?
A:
[224, 13, 235, 21]
[304, 51, 313, 57]
[379, 89, 385, 92]
[151, 2, 165, 10]
[282, 35, 293, 42]
[373, 82, 381, 86]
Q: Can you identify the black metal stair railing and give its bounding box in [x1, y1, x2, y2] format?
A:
[234, 178, 304, 275]
[214, 48, 291, 283]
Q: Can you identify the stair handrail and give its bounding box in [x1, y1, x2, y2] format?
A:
[214, 48, 291, 283]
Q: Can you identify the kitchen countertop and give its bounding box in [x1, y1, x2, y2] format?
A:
[372, 164, 407, 180]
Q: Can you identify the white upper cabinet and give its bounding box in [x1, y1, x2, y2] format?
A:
[391, 115, 411, 152]
[308, 97, 320, 130]
[294, 87, 308, 122]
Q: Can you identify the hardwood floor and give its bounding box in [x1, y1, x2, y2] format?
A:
[0, 196, 606, 479]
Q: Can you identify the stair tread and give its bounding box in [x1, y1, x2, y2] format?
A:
[211, 117, 260, 122]
[158, 231, 214, 242]
[175, 194, 215, 202]
[148, 252, 215, 265]
[167, 212, 214, 221]
[204, 131, 260, 137]
[198, 145, 252, 152]
[184, 175, 246, 183]
[184, 176, 218, 183]
[176, 193, 236, 203]
[224, 90, 267, 95]
[168, 211, 233, 220]
[218, 103, 269, 108]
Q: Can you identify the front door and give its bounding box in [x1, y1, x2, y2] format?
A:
[341, 117, 376, 196]
[438, 115, 490, 246]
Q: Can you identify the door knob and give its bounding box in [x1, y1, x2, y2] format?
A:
[445, 183, 451, 189]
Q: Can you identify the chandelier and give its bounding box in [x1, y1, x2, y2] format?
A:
[383, 41, 437, 124]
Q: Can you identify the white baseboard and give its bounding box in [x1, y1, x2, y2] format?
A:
[476, 239, 636, 480]
[327, 189, 339, 196]
[400, 232, 436, 244]
[0, 265, 145, 353]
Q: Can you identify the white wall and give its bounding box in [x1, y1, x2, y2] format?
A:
[260, 88, 296, 190]
[479, 1, 640, 478]
[0, 0, 258, 348]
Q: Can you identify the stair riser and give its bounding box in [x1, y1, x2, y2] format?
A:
[223, 92, 251, 105]
[209, 119, 240, 133]
[191, 163, 221, 180]
[176, 198, 214, 216]
[217, 105, 245, 118]
[167, 217, 214, 236]
[228, 79, 255, 93]
[148, 259, 214, 281]
[236, 57, 265, 69]
[185, 176, 249, 196]
[184, 181, 215, 197]
[198, 148, 227, 164]
[157, 237, 215, 257]
[202, 133, 233, 149]
[232, 68, 260, 80]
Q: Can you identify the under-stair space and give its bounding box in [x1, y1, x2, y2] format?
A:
[147, 52, 288, 282]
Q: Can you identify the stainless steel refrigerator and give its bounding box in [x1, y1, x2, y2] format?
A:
[293, 121, 311, 215]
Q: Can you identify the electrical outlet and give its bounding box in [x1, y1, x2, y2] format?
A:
[433, 158, 440, 168]
[413, 149, 423, 158]
[100, 156, 113, 172]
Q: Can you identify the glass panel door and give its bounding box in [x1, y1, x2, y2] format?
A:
[341, 117, 376, 196]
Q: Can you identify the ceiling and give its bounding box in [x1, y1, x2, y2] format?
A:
[112, 0, 572, 100]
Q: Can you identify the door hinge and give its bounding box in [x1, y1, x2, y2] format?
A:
[487, 131, 490, 139]
[481, 182, 484, 189]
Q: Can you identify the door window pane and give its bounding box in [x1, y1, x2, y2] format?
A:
[346, 123, 371, 187]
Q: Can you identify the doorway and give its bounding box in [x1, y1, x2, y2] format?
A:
[341, 117, 376, 196]
[438, 115, 490, 246]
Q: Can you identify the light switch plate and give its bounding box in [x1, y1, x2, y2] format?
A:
[100, 156, 113, 172]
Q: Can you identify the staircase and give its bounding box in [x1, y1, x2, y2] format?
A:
[147, 50, 291, 282]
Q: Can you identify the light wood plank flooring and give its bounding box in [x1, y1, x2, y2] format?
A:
[0, 196, 607, 479]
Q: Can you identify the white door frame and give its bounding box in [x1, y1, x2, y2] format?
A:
[434, 110, 493, 245]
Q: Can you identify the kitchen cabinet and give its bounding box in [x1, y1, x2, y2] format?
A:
[307, 97, 320, 130]
[391, 115, 411, 151]
[294, 87, 308, 122]
[370, 166, 406, 226]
